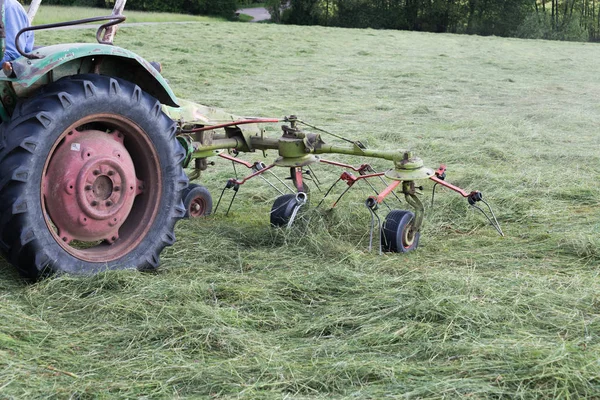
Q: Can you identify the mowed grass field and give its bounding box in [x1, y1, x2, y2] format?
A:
[2, 10, 600, 399]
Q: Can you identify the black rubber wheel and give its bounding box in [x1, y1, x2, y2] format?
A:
[0, 74, 188, 279]
[183, 183, 212, 218]
[381, 210, 420, 253]
[270, 193, 308, 227]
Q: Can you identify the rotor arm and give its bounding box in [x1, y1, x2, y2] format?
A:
[429, 165, 481, 203]
[313, 143, 401, 162]
[429, 166, 504, 236]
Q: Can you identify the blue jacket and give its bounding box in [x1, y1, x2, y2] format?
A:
[2, 0, 34, 63]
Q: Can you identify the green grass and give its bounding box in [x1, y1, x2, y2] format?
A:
[32, 5, 218, 25]
[2, 17, 600, 399]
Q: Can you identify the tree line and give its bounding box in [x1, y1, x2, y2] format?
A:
[267, 0, 600, 41]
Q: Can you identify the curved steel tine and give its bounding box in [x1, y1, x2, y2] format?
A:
[470, 201, 504, 237]
[317, 177, 342, 209]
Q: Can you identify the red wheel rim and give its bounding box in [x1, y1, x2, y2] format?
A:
[188, 196, 207, 218]
[41, 114, 162, 263]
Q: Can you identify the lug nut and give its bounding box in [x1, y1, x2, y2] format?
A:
[114, 186, 120, 192]
[91, 201, 98, 206]
[107, 170, 115, 176]
[93, 169, 101, 176]
[85, 185, 92, 190]
[106, 201, 113, 207]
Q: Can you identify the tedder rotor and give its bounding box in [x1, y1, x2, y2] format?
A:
[0, 1, 502, 279]
[171, 112, 504, 255]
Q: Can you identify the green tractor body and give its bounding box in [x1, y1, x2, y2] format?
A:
[0, 42, 178, 120]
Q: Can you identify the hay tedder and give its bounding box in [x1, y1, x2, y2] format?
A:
[0, 0, 502, 279]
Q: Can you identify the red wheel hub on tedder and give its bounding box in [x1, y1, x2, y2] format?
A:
[188, 197, 207, 217]
[43, 129, 143, 244]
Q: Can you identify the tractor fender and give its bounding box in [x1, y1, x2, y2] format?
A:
[5, 43, 179, 107]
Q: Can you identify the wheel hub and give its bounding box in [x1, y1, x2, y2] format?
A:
[189, 197, 206, 217]
[44, 129, 143, 243]
[93, 175, 113, 200]
[403, 225, 416, 248]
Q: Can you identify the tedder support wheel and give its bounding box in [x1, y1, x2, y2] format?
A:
[0, 74, 188, 279]
[183, 184, 212, 218]
[381, 210, 420, 253]
[270, 193, 307, 227]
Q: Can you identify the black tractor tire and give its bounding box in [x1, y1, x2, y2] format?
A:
[381, 210, 420, 253]
[0, 74, 188, 279]
[183, 183, 212, 218]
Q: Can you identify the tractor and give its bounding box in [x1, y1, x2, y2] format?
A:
[0, 0, 501, 280]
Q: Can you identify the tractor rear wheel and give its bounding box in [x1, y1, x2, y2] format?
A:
[0, 74, 188, 279]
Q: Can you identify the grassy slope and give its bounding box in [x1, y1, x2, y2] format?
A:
[1, 16, 600, 399]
